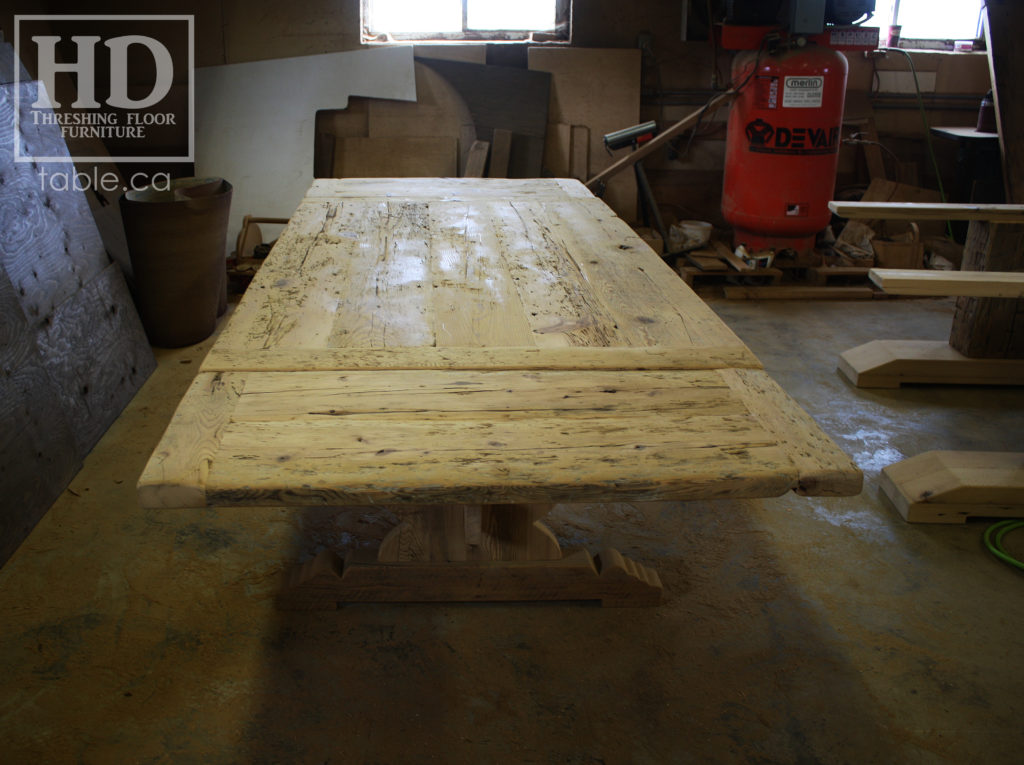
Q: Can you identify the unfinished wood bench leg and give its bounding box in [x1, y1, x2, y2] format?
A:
[879, 451, 1024, 523]
[278, 504, 662, 608]
[837, 339, 1024, 388]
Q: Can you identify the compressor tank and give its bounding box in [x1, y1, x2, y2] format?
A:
[722, 44, 849, 253]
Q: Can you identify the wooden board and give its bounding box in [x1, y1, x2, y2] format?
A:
[463, 140, 489, 178]
[529, 48, 641, 222]
[869, 268, 1024, 297]
[140, 178, 862, 605]
[36, 263, 156, 455]
[0, 82, 107, 324]
[487, 129, 512, 179]
[828, 201, 1024, 223]
[838, 339, 1024, 388]
[333, 136, 458, 178]
[723, 286, 876, 300]
[880, 451, 1024, 523]
[302, 177, 592, 200]
[949, 221, 1024, 358]
[1, 82, 155, 566]
[365, 62, 477, 175]
[417, 58, 550, 179]
[985, 0, 1024, 205]
[214, 189, 750, 353]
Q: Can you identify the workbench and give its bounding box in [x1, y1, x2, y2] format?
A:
[138, 179, 861, 607]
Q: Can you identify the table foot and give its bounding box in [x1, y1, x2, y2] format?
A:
[277, 547, 662, 609]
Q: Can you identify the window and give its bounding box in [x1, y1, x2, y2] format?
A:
[875, 0, 985, 46]
[361, 0, 570, 43]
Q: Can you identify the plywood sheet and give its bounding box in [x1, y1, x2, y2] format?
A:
[0, 265, 80, 567]
[333, 137, 458, 178]
[417, 58, 550, 178]
[529, 48, 641, 222]
[0, 82, 107, 324]
[195, 46, 417, 255]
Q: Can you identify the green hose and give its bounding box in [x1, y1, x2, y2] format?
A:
[983, 520, 1024, 571]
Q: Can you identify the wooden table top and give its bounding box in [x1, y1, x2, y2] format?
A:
[139, 179, 861, 509]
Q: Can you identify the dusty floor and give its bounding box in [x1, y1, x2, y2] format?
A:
[1, 296, 1023, 764]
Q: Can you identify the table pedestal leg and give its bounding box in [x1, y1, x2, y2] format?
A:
[278, 504, 662, 608]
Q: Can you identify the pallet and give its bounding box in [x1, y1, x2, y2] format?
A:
[880, 451, 1024, 523]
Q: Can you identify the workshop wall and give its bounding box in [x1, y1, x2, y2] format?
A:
[2, 0, 993, 226]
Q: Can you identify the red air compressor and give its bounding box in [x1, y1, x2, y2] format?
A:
[722, 42, 849, 255]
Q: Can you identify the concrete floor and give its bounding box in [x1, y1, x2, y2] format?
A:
[1, 296, 1023, 764]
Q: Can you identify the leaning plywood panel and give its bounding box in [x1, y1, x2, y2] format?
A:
[529, 48, 641, 222]
[36, 263, 156, 455]
[0, 265, 80, 567]
[194, 46, 417, 256]
[0, 82, 107, 324]
[0, 81, 155, 564]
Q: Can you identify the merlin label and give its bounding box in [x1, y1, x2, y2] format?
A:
[782, 75, 824, 108]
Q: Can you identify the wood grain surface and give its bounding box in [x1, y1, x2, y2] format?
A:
[0, 265, 80, 566]
[141, 178, 861, 510]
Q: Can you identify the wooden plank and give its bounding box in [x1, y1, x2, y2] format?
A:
[724, 286, 876, 300]
[870, 268, 1024, 297]
[463, 140, 489, 178]
[711, 240, 754, 272]
[582, 90, 736, 201]
[880, 451, 1024, 523]
[303, 177, 592, 200]
[686, 253, 728, 272]
[543, 122, 573, 177]
[530, 48, 643, 221]
[333, 136, 459, 178]
[985, 0, 1024, 204]
[838, 339, 1024, 388]
[202, 346, 762, 373]
[137, 372, 246, 508]
[949, 221, 1024, 358]
[487, 129, 512, 178]
[828, 201, 1024, 223]
[720, 368, 863, 497]
[279, 547, 662, 608]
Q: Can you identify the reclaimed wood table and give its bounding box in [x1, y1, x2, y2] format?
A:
[139, 179, 861, 607]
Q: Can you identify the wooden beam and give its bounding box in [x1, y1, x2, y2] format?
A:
[828, 201, 1024, 223]
[463, 139, 490, 178]
[949, 221, 1024, 357]
[585, 90, 736, 191]
[723, 286, 876, 300]
[869, 268, 1024, 297]
[200, 345, 764, 374]
[880, 451, 1024, 523]
[838, 339, 1024, 388]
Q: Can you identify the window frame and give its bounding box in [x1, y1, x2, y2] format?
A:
[361, 0, 571, 44]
